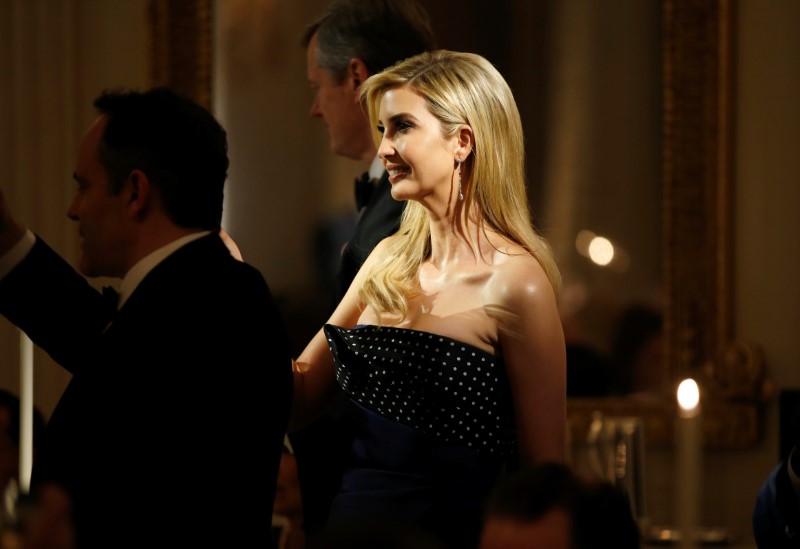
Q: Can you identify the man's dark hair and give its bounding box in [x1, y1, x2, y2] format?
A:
[302, 0, 437, 83]
[93, 87, 229, 230]
[0, 388, 45, 451]
[485, 462, 641, 549]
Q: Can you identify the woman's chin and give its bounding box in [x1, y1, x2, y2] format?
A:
[389, 183, 415, 202]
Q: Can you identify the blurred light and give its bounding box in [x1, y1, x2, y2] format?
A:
[575, 230, 632, 271]
[677, 378, 700, 412]
[588, 236, 614, 266]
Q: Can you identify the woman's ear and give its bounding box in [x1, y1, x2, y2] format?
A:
[455, 125, 474, 160]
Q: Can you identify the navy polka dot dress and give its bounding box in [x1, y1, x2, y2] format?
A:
[323, 323, 517, 547]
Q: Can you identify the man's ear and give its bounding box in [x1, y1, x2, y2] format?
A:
[126, 170, 150, 217]
[348, 58, 370, 90]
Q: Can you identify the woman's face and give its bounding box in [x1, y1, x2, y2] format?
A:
[377, 87, 461, 206]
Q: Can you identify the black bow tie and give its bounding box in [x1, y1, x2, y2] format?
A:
[354, 171, 376, 211]
[101, 285, 120, 315]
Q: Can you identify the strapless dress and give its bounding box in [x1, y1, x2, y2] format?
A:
[323, 323, 517, 548]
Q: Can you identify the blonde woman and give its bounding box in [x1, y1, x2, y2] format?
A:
[291, 50, 566, 547]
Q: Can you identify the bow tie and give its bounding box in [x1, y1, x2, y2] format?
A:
[354, 171, 376, 211]
[101, 285, 120, 315]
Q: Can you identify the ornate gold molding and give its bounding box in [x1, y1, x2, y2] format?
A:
[662, 0, 769, 449]
[663, 0, 734, 391]
[148, 0, 213, 109]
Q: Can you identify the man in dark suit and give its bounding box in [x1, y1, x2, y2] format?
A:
[0, 87, 292, 547]
[303, 0, 437, 299]
[753, 446, 800, 548]
[291, 0, 437, 538]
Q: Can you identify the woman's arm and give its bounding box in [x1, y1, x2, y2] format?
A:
[491, 257, 567, 465]
[289, 236, 396, 430]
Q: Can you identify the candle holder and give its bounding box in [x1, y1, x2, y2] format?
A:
[642, 378, 733, 546]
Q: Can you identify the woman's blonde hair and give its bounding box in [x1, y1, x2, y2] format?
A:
[359, 50, 561, 321]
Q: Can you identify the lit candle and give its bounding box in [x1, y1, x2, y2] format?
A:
[676, 378, 701, 549]
[19, 330, 33, 495]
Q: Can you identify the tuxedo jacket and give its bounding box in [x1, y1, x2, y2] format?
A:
[0, 233, 292, 548]
[335, 171, 405, 298]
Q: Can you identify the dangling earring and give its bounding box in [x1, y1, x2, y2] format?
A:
[456, 158, 464, 201]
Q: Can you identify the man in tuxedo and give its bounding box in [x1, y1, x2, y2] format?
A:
[0, 87, 292, 547]
[303, 0, 437, 300]
[291, 0, 437, 538]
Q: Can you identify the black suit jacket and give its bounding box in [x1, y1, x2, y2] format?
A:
[335, 171, 404, 299]
[753, 446, 800, 548]
[0, 233, 292, 548]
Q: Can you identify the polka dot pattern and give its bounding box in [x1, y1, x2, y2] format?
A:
[324, 324, 517, 457]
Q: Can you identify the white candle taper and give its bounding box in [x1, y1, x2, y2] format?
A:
[19, 330, 33, 495]
[676, 378, 701, 549]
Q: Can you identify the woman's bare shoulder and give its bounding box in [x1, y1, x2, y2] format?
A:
[486, 248, 556, 308]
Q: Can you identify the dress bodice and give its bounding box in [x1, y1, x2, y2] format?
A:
[324, 323, 517, 457]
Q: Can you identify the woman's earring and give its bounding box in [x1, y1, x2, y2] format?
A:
[456, 158, 463, 201]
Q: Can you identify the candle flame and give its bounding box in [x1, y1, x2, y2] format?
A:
[677, 378, 700, 412]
